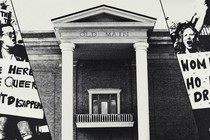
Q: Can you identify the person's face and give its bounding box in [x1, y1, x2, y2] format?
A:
[183, 27, 196, 50]
[1, 26, 16, 48]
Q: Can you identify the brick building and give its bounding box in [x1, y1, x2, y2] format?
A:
[22, 5, 199, 140]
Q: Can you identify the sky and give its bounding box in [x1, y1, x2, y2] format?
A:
[10, 0, 195, 31]
[161, 0, 202, 26]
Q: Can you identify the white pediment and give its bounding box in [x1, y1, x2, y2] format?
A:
[52, 5, 156, 44]
[52, 5, 156, 24]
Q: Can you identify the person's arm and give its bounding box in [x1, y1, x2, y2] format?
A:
[193, 0, 208, 32]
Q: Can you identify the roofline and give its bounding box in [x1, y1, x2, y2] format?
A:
[51, 4, 156, 21]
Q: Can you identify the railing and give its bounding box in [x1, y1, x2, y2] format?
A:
[76, 114, 133, 123]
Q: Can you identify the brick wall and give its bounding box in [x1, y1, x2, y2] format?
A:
[22, 30, 200, 140]
[75, 60, 136, 140]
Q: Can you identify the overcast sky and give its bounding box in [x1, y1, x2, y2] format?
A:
[11, 0, 195, 31]
[161, 0, 198, 24]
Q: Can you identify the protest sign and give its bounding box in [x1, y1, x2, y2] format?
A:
[0, 0, 51, 139]
[0, 59, 43, 119]
[178, 52, 210, 109]
[160, 0, 210, 139]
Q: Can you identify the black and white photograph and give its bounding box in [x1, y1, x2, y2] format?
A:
[5, 0, 210, 140]
[161, 0, 210, 139]
[0, 0, 52, 140]
[11, 0, 164, 139]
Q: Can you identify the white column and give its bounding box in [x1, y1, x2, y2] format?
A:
[134, 42, 150, 140]
[59, 43, 75, 140]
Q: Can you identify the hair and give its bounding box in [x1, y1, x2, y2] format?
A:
[173, 23, 202, 54]
[205, 0, 210, 6]
[0, 23, 14, 36]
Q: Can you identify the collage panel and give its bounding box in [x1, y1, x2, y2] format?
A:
[160, 0, 210, 139]
[0, 0, 52, 140]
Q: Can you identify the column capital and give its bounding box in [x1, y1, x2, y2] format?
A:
[60, 43, 75, 51]
[133, 42, 149, 51]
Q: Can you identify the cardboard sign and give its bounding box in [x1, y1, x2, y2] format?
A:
[178, 52, 210, 109]
[0, 59, 43, 119]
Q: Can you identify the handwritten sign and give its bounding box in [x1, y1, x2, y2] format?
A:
[178, 52, 210, 109]
[0, 59, 43, 119]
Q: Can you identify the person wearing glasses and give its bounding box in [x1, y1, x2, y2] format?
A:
[0, 24, 28, 61]
[0, 23, 33, 140]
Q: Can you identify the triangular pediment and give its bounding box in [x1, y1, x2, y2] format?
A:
[52, 5, 156, 23]
[71, 13, 136, 22]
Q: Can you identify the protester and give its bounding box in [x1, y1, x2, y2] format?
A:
[174, 23, 204, 54]
[0, 23, 35, 140]
[0, 24, 28, 61]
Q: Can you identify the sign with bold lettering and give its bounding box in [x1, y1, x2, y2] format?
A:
[0, 59, 43, 119]
[160, 0, 210, 138]
[178, 52, 210, 109]
[0, 1, 52, 139]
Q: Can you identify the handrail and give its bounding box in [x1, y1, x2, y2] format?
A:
[76, 114, 133, 123]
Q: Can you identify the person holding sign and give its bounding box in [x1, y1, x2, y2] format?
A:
[0, 24, 28, 62]
[166, 0, 210, 139]
[0, 24, 36, 140]
[0, 1, 51, 140]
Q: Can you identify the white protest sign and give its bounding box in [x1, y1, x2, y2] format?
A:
[0, 59, 43, 119]
[178, 52, 210, 109]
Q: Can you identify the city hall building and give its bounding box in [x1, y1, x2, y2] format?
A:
[22, 5, 199, 140]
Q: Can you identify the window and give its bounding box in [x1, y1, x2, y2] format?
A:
[88, 88, 121, 114]
[92, 94, 117, 114]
